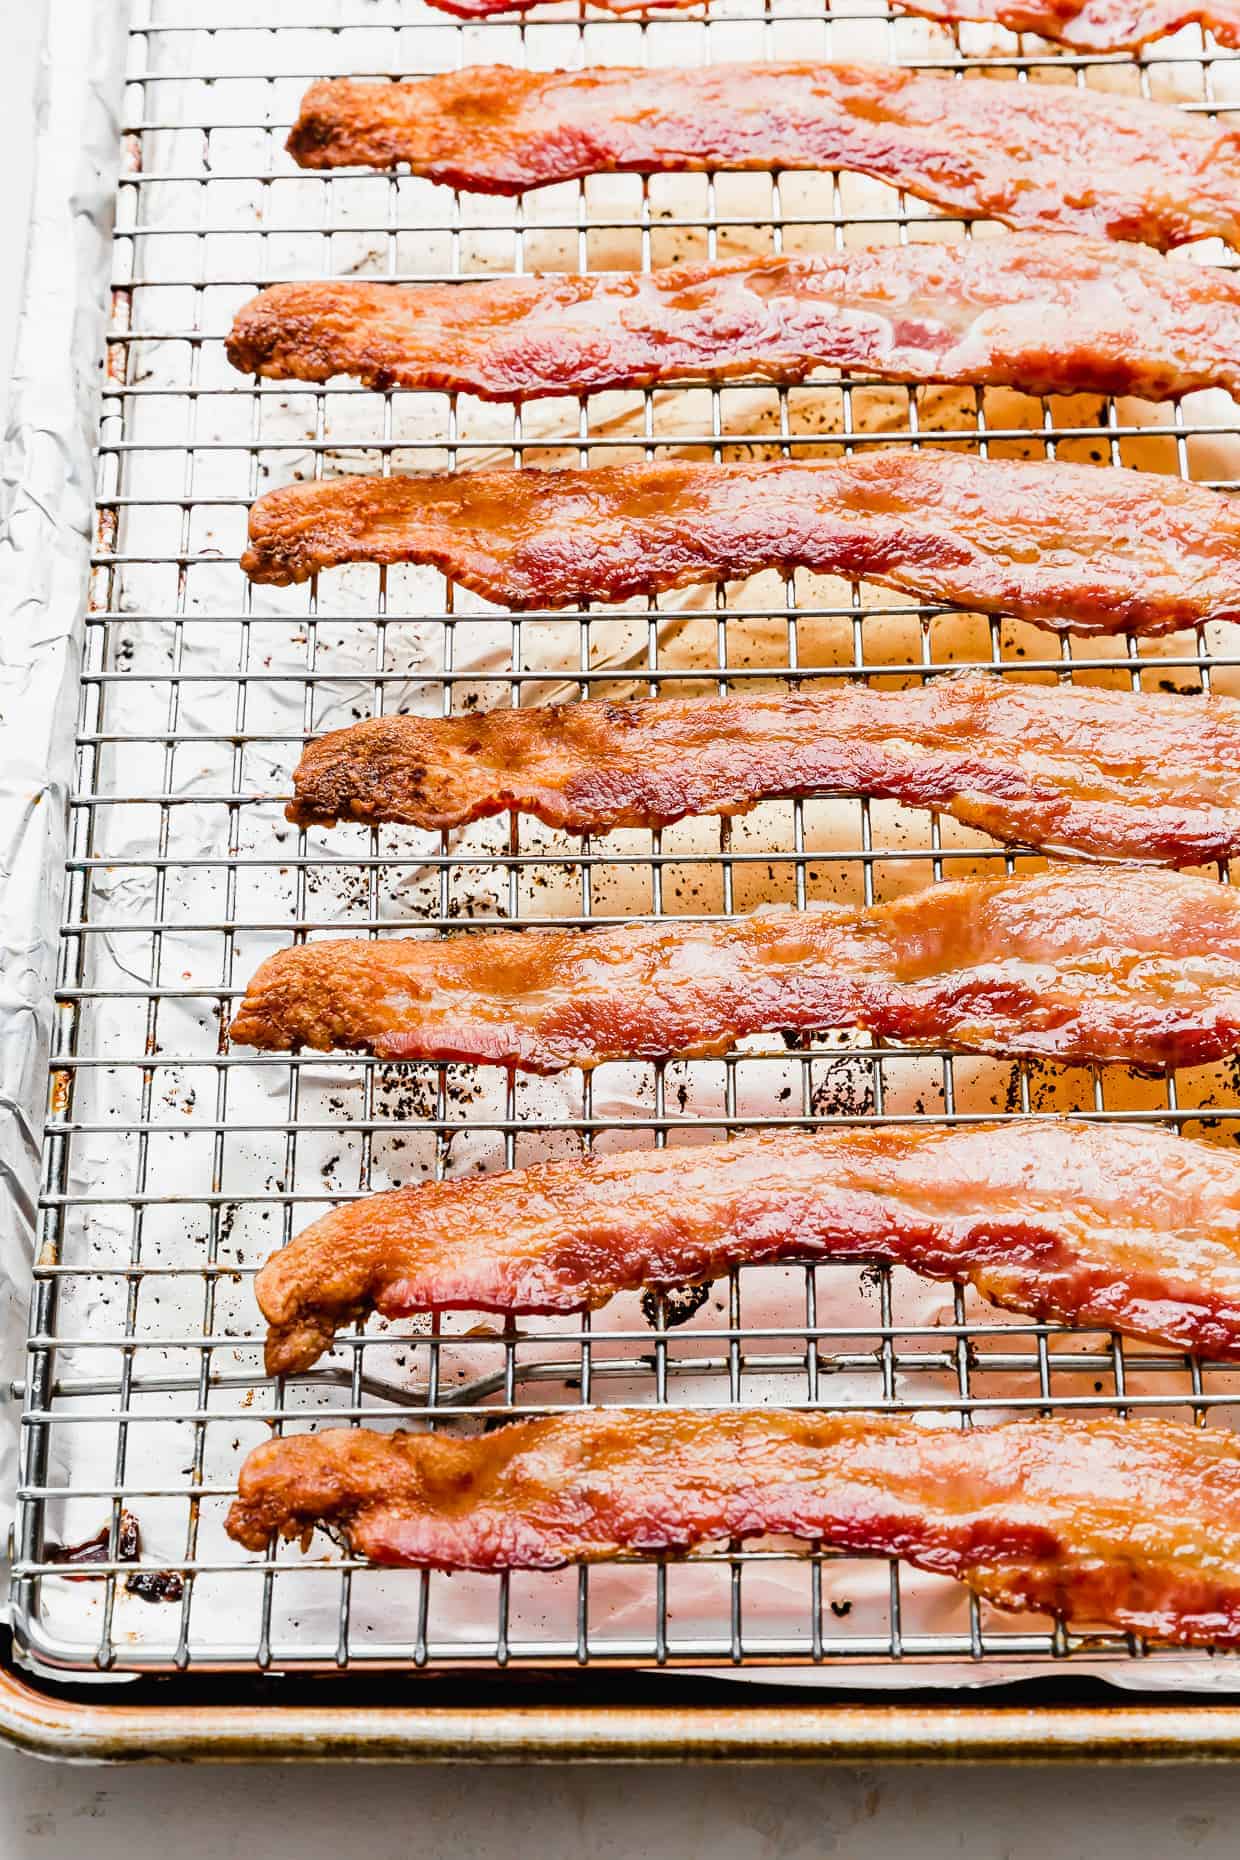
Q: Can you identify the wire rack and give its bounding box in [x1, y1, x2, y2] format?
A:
[11, 0, 1240, 1685]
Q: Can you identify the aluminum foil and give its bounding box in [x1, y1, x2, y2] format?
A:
[0, 0, 127, 1568]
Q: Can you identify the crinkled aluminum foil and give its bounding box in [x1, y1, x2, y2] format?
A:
[0, 0, 127, 1569]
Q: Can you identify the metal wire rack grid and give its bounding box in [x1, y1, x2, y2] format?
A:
[10, 0, 1240, 1683]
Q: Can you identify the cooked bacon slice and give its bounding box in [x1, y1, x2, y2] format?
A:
[228, 866, 1240, 1075]
[287, 673, 1240, 867]
[285, 66, 1240, 250]
[425, 0, 1240, 57]
[224, 236, 1240, 405]
[894, 0, 1240, 49]
[240, 454, 1240, 638]
[255, 1119, 1240, 1376]
[224, 1410, 1240, 1648]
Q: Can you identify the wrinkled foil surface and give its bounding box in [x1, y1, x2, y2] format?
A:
[0, 0, 125, 1562]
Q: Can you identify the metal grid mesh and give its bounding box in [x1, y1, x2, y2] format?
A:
[11, 0, 1240, 1681]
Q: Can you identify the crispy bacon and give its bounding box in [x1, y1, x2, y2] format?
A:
[425, 0, 1240, 56]
[224, 1410, 1240, 1648]
[240, 454, 1240, 638]
[224, 236, 1240, 405]
[287, 673, 1240, 867]
[256, 1119, 1240, 1376]
[893, 0, 1240, 48]
[284, 66, 1240, 250]
[228, 866, 1240, 1075]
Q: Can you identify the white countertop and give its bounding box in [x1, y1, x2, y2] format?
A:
[4, 4, 1240, 1843]
[0, 1743, 1238, 1854]
[3, 1749, 1240, 1854]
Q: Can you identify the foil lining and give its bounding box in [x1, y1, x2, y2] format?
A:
[0, 0, 126, 1566]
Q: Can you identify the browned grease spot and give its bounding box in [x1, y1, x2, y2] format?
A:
[45, 1510, 185, 1604]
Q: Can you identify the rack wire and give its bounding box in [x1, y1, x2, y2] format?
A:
[10, 0, 1240, 1683]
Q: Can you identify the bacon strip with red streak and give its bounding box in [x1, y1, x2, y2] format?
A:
[285, 66, 1240, 250]
[224, 236, 1240, 405]
[424, 0, 1240, 57]
[224, 1410, 1240, 1648]
[228, 866, 1240, 1075]
[287, 673, 1240, 867]
[240, 454, 1240, 638]
[255, 1120, 1240, 1376]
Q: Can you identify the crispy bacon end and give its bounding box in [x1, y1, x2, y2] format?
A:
[228, 866, 1240, 1076]
[240, 454, 1240, 639]
[284, 66, 1240, 252]
[287, 673, 1240, 867]
[224, 1410, 1240, 1649]
[255, 1120, 1240, 1376]
[224, 236, 1240, 406]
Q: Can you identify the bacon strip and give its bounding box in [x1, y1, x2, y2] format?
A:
[285, 66, 1240, 250]
[224, 236, 1240, 405]
[890, 0, 1240, 48]
[426, 0, 1240, 56]
[228, 866, 1240, 1075]
[255, 1120, 1240, 1376]
[224, 1410, 1240, 1648]
[288, 674, 1240, 867]
[240, 454, 1240, 638]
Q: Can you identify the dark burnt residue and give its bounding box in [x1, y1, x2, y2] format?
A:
[124, 1567, 186, 1605]
[45, 1508, 184, 1603]
[46, 1510, 141, 1574]
[641, 1281, 713, 1330]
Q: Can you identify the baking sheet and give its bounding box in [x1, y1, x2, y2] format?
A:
[9, 0, 1240, 1695]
